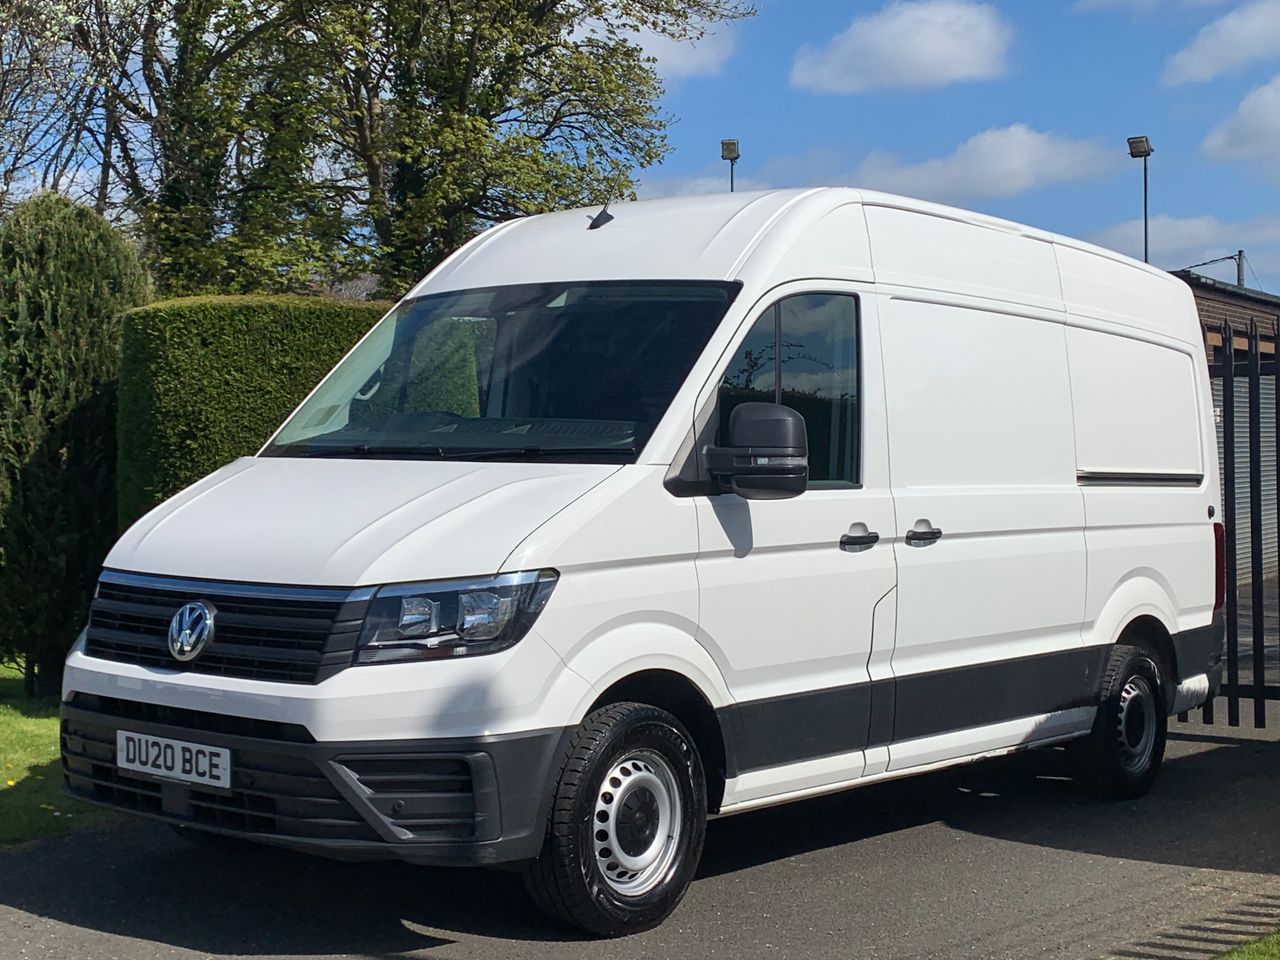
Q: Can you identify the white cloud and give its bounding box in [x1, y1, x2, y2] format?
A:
[640, 125, 1120, 205]
[576, 19, 739, 81]
[790, 1, 1012, 94]
[1075, 0, 1229, 12]
[1093, 213, 1280, 259]
[637, 168, 772, 199]
[638, 26, 738, 79]
[1204, 73, 1280, 170]
[1090, 213, 1280, 288]
[1164, 0, 1280, 85]
[850, 124, 1121, 202]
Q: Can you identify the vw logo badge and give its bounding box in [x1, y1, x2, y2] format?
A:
[168, 601, 215, 662]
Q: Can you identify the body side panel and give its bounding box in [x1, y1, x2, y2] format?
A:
[1061, 269, 1216, 671]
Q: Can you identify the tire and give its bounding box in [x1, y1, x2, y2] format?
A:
[523, 702, 707, 937]
[1080, 641, 1168, 800]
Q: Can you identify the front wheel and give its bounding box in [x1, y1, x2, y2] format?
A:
[1080, 641, 1168, 800]
[523, 702, 707, 936]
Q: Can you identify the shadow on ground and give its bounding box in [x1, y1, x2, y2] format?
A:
[1104, 893, 1280, 960]
[1, 725, 1278, 955]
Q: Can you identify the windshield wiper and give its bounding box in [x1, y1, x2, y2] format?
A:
[448, 446, 638, 461]
[269, 443, 450, 459]
[267, 443, 636, 461]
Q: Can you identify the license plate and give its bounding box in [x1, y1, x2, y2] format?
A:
[116, 731, 231, 790]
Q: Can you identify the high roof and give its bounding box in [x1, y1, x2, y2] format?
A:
[410, 187, 1185, 325]
[415, 189, 821, 294]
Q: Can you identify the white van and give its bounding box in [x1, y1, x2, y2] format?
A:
[63, 188, 1223, 935]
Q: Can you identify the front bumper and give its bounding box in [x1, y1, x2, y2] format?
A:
[61, 693, 570, 866]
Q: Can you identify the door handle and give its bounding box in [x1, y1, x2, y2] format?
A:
[905, 526, 943, 547]
[840, 532, 880, 552]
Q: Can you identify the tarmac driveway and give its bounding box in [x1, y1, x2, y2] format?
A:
[3, 711, 1280, 960]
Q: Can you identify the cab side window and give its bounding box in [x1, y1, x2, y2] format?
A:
[718, 293, 859, 487]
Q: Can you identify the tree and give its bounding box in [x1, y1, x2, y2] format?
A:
[4, 0, 752, 293]
[0, 194, 149, 697]
[64, 0, 360, 294]
[0, 1, 99, 212]
[313, 0, 752, 290]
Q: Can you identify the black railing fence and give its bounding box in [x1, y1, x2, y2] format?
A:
[1189, 319, 1280, 727]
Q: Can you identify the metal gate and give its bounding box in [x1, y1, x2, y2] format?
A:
[1196, 320, 1279, 727]
[1213, 375, 1279, 580]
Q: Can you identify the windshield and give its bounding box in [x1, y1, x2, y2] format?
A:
[264, 281, 740, 463]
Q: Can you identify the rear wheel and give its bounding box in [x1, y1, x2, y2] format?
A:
[523, 702, 706, 936]
[1081, 641, 1168, 800]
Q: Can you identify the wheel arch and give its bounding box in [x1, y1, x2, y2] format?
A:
[1089, 572, 1184, 711]
[1089, 573, 1178, 647]
[588, 669, 729, 813]
[560, 623, 735, 813]
[1117, 615, 1179, 711]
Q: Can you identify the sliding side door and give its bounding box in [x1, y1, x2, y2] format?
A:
[879, 295, 1093, 771]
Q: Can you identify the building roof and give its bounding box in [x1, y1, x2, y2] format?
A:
[1173, 269, 1280, 313]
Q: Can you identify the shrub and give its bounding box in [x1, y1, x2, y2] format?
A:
[0, 194, 149, 696]
[117, 295, 392, 526]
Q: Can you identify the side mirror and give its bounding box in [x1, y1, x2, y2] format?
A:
[706, 402, 808, 500]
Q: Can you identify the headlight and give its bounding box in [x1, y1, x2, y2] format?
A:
[355, 570, 558, 664]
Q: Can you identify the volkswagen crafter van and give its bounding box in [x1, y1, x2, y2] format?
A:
[63, 188, 1224, 935]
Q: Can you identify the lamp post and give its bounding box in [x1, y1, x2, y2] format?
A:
[721, 139, 740, 192]
[1127, 135, 1154, 263]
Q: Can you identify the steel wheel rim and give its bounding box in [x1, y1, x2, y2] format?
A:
[1117, 674, 1157, 775]
[591, 749, 683, 897]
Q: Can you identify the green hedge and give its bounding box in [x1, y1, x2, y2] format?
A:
[0, 194, 149, 696]
[351, 319, 481, 425]
[117, 295, 392, 526]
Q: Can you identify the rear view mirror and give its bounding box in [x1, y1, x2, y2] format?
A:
[706, 403, 808, 500]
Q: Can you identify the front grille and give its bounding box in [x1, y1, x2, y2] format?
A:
[68, 693, 314, 743]
[85, 570, 371, 684]
[340, 756, 476, 840]
[62, 714, 379, 842]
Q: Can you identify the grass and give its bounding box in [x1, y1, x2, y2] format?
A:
[1223, 935, 1280, 959]
[0, 662, 117, 845]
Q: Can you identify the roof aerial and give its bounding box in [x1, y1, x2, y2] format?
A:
[587, 199, 614, 231]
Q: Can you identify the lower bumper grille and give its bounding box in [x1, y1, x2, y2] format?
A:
[61, 713, 379, 842]
[58, 696, 562, 865]
[338, 755, 476, 840]
[69, 692, 313, 743]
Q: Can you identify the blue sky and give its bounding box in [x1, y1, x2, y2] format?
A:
[637, 0, 1280, 291]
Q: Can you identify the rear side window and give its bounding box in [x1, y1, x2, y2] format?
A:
[1066, 326, 1203, 477]
[718, 293, 859, 486]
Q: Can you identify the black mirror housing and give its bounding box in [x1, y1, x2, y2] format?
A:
[706, 403, 808, 500]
